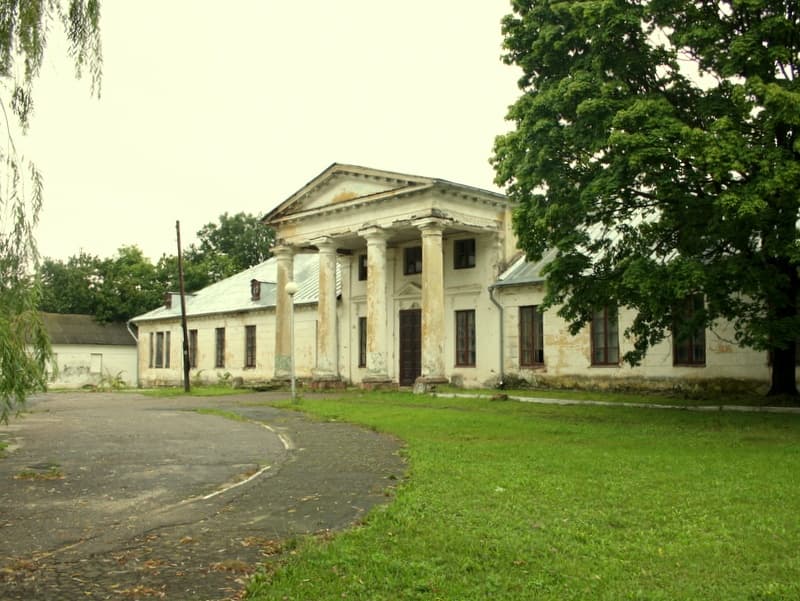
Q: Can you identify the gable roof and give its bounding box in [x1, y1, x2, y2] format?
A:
[42, 313, 136, 346]
[130, 253, 338, 324]
[263, 163, 507, 224]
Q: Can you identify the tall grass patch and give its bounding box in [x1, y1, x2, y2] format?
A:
[247, 393, 800, 600]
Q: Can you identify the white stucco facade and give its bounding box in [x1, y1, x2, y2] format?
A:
[42, 313, 138, 389]
[131, 164, 778, 393]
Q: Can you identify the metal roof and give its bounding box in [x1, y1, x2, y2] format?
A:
[130, 253, 339, 323]
[493, 248, 557, 288]
[41, 313, 136, 346]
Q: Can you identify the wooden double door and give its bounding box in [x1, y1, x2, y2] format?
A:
[398, 309, 421, 386]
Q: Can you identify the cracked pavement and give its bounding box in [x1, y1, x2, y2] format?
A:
[0, 392, 406, 600]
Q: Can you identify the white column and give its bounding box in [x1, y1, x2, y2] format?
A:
[273, 245, 294, 379]
[313, 237, 339, 381]
[361, 227, 391, 383]
[417, 218, 447, 384]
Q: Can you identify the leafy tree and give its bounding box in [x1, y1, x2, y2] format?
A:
[492, 0, 800, 396]
[36, 214, 273, 325]
[0, 0, 102, 421]
[94, 246, 161, 323]
[39, 252, 102, 314]
[195, 211, 274, 273]
[156, 250, 235, 294]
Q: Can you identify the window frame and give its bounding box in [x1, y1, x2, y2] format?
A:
[673, 294, 706, 366]
[455, 309, 476, 367]
[358, 316, 367, 368]
[164, 331, 171, 369]
[244, 325, 257, 368]
[155, 332, 164, 368]
[188, 329, 198, 369]
[454, 238, 476, 270]
[404, 246, 422, 275]
[519, 305, 545, 367]
[215, 327, 226, 368]
[591, 307, 620, 366]
[358, 254, 368, 281]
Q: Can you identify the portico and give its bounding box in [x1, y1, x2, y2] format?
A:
[263, 163, 514, 390]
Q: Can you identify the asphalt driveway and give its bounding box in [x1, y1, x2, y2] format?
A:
[0, 391, 405, 600]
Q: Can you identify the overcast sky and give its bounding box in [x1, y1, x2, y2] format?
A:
[23, 1, 520, 261]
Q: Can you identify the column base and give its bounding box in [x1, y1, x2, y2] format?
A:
[413, 376, 448, 394]
[309, 380, 347, 391]
[310, 372, 345, 390]
[361, 376, 397, 391]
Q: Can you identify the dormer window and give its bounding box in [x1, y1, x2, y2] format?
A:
[251, 279, 261, 301]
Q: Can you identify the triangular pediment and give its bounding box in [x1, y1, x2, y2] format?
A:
[395, 281, 422, 298]
[264, 163, 434, 223]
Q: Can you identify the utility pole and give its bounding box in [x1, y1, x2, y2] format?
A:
[176, 220, 191, 392]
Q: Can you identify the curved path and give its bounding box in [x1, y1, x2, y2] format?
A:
[0, 392, 405, 600]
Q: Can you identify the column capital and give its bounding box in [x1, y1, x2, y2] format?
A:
[272, 244, 295, 259]
[312, 236, 337, 252]
[359, 226, 389, 242]
[413, 217, 447, 234]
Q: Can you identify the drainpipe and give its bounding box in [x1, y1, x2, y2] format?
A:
[126, 320, 140, 388]
[488, 285, 504, 388]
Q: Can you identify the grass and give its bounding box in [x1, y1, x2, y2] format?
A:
[435, 384, 780, 407]
[195, 407, 249, 422]
[136, 385, 250, 398]
[245, 391, 800, 601]
[14, 462, 64, 481]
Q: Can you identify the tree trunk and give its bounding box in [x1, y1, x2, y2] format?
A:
[765, 254, 799, 399]
[768, 345, 798, 397]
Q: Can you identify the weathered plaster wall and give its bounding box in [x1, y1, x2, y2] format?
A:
[136, 307, 318, 387]
[496, 284, 774, 393]
[343, 230, 505, 387]
[49, 344, 137, 388]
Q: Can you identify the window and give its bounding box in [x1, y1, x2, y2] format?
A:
[245, 325, 257, 368]
[148, 332, 154, 368]
[455, 310, 476, 367]
[591, 307, 619, 365]
[155, 332, 164, 368]
[358, 316, 367, 367]
[251, 279, 261, 301]
[404, 246, 422, 275]
[519, 306, 544, 366]
[188, 329, 198, 368]
[153, 331, 171, 368]
[454, 238, 476, 269]
[164, 332, 171, 368]
[215, 327, 226, 368]
[673, 294, 706, 366]
[358, 254, 368, 281]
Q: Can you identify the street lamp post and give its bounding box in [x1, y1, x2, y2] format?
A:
[285, 281, 299, 403]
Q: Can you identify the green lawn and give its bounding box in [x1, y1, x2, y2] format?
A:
[245, 392, 800, 601]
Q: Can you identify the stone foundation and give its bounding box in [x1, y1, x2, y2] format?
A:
[491, 372, 769, 398]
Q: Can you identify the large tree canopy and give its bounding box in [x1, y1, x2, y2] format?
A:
[493, 0, 800, 396]
[0, 0, 102, 422]
[195, 211, 275, 274]
[38, 213, 274, 323]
